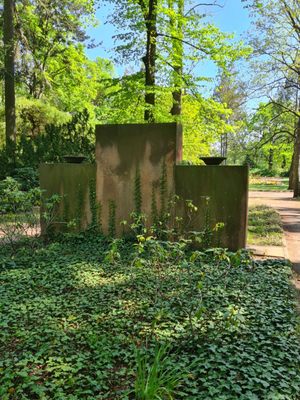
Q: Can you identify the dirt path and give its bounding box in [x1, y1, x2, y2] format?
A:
[249, 191, 300, 274]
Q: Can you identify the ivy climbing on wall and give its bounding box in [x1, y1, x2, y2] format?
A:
[159, 159, 167, 220]
[63, 195, 70, 224]
[89, 178, 102, 232]
[76, 184, 84, 230]
[151, 183, 158, 226]
[108, 200, 116, 237]
[134, 168, 142, 215]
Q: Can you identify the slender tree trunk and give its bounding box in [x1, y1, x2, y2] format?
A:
[268, 148, 274, 171]
[142, 0, 157, 122]
[170, 81, 182, 116]
[288, 99, 300, 190]
[221, 133, 228, 159]
[293, 116, 300, 198]
[169, 0, 184, 117]
[3, 0, 16, 157]
[288, 145, 295, 190]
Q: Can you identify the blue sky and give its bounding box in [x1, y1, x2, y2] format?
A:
[212, 0, 250, 36]
[86, 0, 251, 78]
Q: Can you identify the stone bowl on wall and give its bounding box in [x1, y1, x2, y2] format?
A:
[199, 157, 226, 165]
[63, 155, 87, 164]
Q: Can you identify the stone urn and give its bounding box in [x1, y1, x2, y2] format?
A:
[199, 156, 226, 165]
[63, 155, 87, 164]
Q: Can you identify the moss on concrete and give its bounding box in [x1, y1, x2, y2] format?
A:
[39, 163, 96, 233]
[95, 123, 182, 235]
[175, 165, 249, 250]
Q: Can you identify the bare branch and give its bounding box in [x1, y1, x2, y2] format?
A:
[184, 1, 223, 17]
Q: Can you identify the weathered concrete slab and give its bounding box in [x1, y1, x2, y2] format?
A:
[95, 123, 182, 235]
[175, 166, 248, 250]
[247, 245, 287, 258]
[39, 124, 248, 251]
[39, 163, 96, 233]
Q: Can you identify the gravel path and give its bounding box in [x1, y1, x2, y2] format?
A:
[249, 191, 300, 274]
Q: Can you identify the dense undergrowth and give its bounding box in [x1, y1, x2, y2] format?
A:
[0, 234, 300, 399]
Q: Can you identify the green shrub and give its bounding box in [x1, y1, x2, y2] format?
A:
[12, 167, 39, 191]
[0, 109, 95, 180]
[0, 177, 42, 246]
[249, 167, 279, 177]
[0, 177, 40, 214]
[0, 177, 61, 247]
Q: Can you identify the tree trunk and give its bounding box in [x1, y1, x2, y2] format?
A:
[293, 116, 300, 197]
[169, 0, 183, 117]
[3, 0, 16, 157]
[289, 117, 300, 190]
[171, 87, 182, 116]
[221, 133, 228, 159]
[143, 0, 157, 122]
[288, 145, 295, 190]
[268, 148, 274, 171]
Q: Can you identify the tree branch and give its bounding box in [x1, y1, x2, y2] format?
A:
[157, 33, 210, 55]
[266, 97, 300, 117]
[184, 1, 223, 17]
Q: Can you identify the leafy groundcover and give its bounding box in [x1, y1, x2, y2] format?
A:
[1, 234, 300, 399]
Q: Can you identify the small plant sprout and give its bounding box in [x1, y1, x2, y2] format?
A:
[134, 344, 185, 400]
[104, 238, 121, 264]
[120, 219, 128, 235]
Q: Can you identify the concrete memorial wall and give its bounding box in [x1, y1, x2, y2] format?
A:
[39, 163, 96, 232]
[39, 123, 248, 250]
[175, 166, 248, 250]
[95, 123, 182, 235]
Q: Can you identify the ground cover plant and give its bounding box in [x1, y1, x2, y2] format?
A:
[248, 205, 283, 246]
[1, 234, 300, 399]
